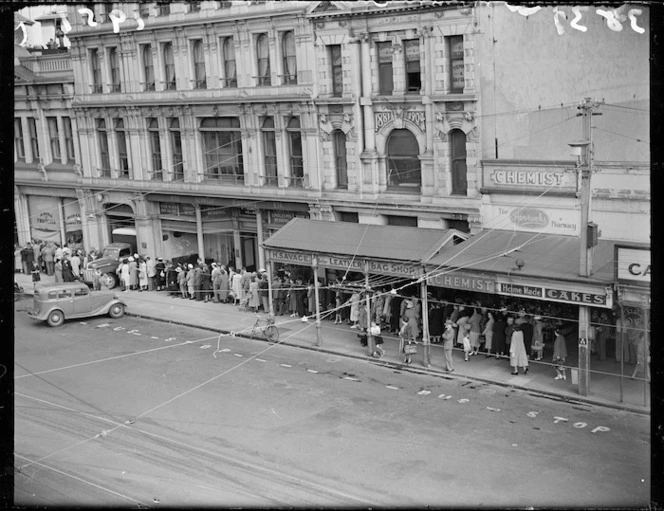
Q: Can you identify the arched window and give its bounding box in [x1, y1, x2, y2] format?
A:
[282, 31, 297, 84]
[262, 117, 278, 186]
[192, 40, 206, 89]
[200, 117, 244, 183]
[450, 129, 467, 195]
[386, 129, 420, 191]
[286, 117, 303, 187]
[163, 42, 176, 90]
[142, 44, 154, 91]
[222, 37, 236, 87]
[256, 34, 271, 86]
[333, 130, 347, 189]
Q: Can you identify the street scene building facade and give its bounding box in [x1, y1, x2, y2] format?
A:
[14, 2, 650, 395]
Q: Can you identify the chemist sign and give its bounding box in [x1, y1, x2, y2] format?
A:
[615, 245, 650, 287]
[481, 161, 577, 195]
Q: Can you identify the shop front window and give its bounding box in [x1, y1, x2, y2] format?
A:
[200, 117, 244, 183]
[386, 129, 420, 191]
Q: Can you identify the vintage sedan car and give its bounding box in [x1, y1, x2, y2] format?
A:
[27, 282, 127, 327]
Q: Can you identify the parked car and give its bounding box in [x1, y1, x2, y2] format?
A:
[27, 282, 127, 327]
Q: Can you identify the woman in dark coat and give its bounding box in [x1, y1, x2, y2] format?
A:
[200, 264, 212, 302]
[428, 302, 444, 343]
[390, 294, 403, 333]
[61, 256, 75, 282]
[193, 264, 204, 301]
[492, 312, 507, 358]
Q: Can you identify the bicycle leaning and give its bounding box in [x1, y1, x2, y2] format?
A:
[251, 313, 279, 343]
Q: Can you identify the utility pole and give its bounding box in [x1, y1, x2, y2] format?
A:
[572, 96, 603, 397]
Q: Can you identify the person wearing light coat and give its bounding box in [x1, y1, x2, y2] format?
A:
[510, 323, 529, 375]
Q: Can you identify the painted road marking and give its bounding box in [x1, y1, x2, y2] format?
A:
[164, 337, 176, 342]
[132, 332, 142, 336]
[344, 376, 359, 381]
[386, 385, 399, 390]
[79, 322, 87, 325]
[113, 327, 125, 331]
[151, 336, 159, 339]
[280, 364, 292, 368]
[127, 330, 139, 334]
[417, 390, 431, 395]
[200, 345, 211, 349]
[438, 394, 452, 399]
[220, 349, 230, 352]
[457, 398, 470, 403]
[307, 369, 318, 373]
[97, 323, 110, 328]
[255, 358, 266, 362]
[234, 354, 243, 357]
[486, 406, 501, 412]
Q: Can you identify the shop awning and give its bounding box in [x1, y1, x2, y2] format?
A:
[263, 219, 467, 272]
[426, 229, 617, 285]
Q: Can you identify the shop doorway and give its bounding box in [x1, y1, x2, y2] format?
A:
[241, 232, 257, 272]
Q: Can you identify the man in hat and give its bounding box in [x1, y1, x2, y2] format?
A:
[155, 257, 166, 290]
[442, 319, 456, 372]
[211, 262, 221, 302]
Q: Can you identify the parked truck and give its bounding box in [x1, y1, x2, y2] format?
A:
[82, 242, 135, 289]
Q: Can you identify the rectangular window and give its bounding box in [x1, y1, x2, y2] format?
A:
[162, 42, 176, 90]
[47, 117, 60, 160]
[330, 45, 342, 97]
[108, 46, 121, 92]
[115, 119, 129, 178]
[262, 118, 277, 186]
[448, 35, 464, 93]
[156, 3, 170, 16]
[169, 118, 184, 181]
[14, 118, 25, 160]
[142, 44, 155, 91]
[222, 37, 237, 87]
[386, 215, 418, 227]
[62, 117, 75, 163]
[90, 48, 103, 93]
[189, 1, 201, 12]
[338, 212, 359, 223]
[377, 42, 393, 95]
[404, 39, 421, 93]
[139, 3, 150, 18]
[148, 118, 162, 179]
[28, 118, 40, 160]
[96, 119, 110, 177]
[200, 117, 244, 183]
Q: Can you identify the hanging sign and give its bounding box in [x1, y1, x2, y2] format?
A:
[615, 245, 650, 286]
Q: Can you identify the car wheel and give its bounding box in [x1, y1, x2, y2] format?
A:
[108, 303, 125, 319]
[101, 273, 117, 289]
[47, 310, 64, 327]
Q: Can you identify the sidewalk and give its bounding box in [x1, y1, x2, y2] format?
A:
[15, 272, 650, 415]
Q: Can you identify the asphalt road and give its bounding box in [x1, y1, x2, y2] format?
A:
[14, 297, 650, 507]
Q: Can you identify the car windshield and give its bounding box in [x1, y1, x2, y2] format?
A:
[102, 247, 119, 258]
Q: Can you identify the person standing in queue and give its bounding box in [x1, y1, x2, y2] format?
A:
[509, 323, 529, 375]
[492, 311, 507, 359]
[442, 319, 455, 372]
[155, 257, 166, 291]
